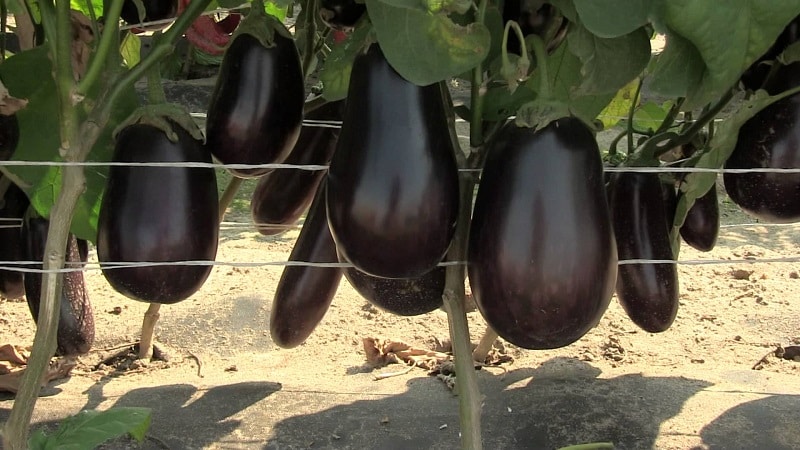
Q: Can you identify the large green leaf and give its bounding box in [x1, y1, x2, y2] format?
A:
[597, 79, 640, 129]
[0, 47, 139, 243]
[366, 0, 490, 86]
[28, 407, 151, 449]
[656, 0, 800, 108]
[572, 0, 656, 38]
[568, 24, 651, 95]
[648, 32, 704, 98]
[320, 24, 372, 101]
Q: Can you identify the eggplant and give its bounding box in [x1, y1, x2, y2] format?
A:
[342, 261, 444, 316]
[611, 172, 679, 333]
[270, 183, 341, 349]
[679, 186, 719, 252]
[0, 114, 19, 161]
[468, 118, 617, 350]
[251, 100, 344, 235]
[97, 122, 219, 304]
[0, 180, 28, 299]
[205, 28, 304, 178]
[326, 44, 460, 278]
[319, 0, 366, 30]
[120, 0, 178, 29]
[23, 216, 94, 356]
[724, 62, 800, 223]
[741, 15, 800, 91]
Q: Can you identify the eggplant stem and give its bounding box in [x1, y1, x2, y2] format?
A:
[472, 326, 498, 363]
[138, 303, 162, 360]
[218, 176, 244, 223]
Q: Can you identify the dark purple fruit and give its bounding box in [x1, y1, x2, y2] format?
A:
[205, 29, 304, 178]
[611, 172, 679, 333]
[270, 182, 341, 348]
[0, 114, 19, 161]
[97, 122, 219, 304]
[326, 44, 459, 278]
[468, 118, 617, 350]
[342, 260, 444, 316]
[23, 216, 94, 356]
[680, 187, 719, 252]
[251, 100, 344, 235]
[0, 180, 28, 299]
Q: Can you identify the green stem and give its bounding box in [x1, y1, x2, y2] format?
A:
[146, 42, 167, 105]
[218, 176, 244, 223]
[608, 128, 626, 156]
[529, 34, 550, 99]
[77, 0, 123, 97]
[626, 78, 642, 154]
[300, 0, 318, 77]
[653, 98, 685, 135]
[83, 0, 99, 44]
[469, 0, 488, 148]
[303, 95, 328, 115]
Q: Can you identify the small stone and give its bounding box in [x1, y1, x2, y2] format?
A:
[790, 272, 799, 279]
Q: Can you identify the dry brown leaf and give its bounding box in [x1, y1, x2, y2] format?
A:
[0, 344, 29, 365]
[0, 79, 29, 116]
[362, 337, 451, 371]
[0, 352, 76, 394]
[70, 10, 95, 80]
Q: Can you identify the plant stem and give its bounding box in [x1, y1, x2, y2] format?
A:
[529, 35, 550, 99]
[138, 303, 161, 360]
[627, 78, 642, 154]
[469, 0, 488, 148]
[472, 326, 498, 362]
[218, 176, 244, 223]
[77, 0, 123, 97]
[300, 0, 318, 77]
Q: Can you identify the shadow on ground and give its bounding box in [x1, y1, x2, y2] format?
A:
[698, 393, 800, 450]
[265, 357, 711, 450]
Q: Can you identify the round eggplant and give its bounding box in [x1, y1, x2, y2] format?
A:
[120, 0, 178, 29]
[326, 44, 460, 279]
[0, 180, 28, 299]
[270, 183, 341, 349]
[724, 63, 800, 223]
[342, 260, 444, 316]
[679, 186, 719, 252]
[251, 100, 344, 235]
[611, 172, 679, 333]
[468, 118, 617, 350]
[205, 30, 304, 178]
[23, 216, 94, 356]
[319, 0, 366, 31]
[97, 122, 219, 304]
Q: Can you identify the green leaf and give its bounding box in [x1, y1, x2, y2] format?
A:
[632, 101, 672, 132]
[567, 24, 651, 95]
[779, 41, 800, 65]
[366, 0, 490, 86]
[70, 0, 103, 19]
[648, 33, 704, 98]
[572, 0, 654, 38]
[0, 47, 139, 243]
[482, 83, 536, 121]
[657, 0, 800, 109]
[597, 79, 640, 129]
[120, 32, 141, 68]
[264, 1, 288, 21]
[34, 407, 152, 449]
[320, 24, 372, 101]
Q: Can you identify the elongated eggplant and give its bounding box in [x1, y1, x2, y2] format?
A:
[23, 216, 94, 356]
[611, 172, 679, 333]
[97, 122, 219, 304]
[342, 260, 444, 316]
[0, 179, 28, 299]
[252, 100, 344, 235]
[725, 62, 800, 223]
[205, 24, 304, 178]
[468, 119, 617, 350]
[271, 183, 341, 349]
[326, 44, 459, 278]
[680, 186, 719, 252]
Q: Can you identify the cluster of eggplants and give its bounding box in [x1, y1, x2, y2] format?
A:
[23, 216, 94, 356]
[468, 119, 618, 349]
[205, 21, 304, 178]
[97, 122, 219, 304]
[251, 100, 344, 235]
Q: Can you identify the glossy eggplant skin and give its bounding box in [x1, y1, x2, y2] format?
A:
[740, 15, 799, 91]
[271, 183, 341, 349]
[0, 181, 28, 299]
[468, 119, 617, 350]
[342, 261, 444, 316]
[610, 172, 679, 333]
[724, 63, 800, 223]
[23, 217, 94, 356]
[326, 44, 459, 279]
[205, 32, 304, 178]
[319, 0, 366, 30]
[252, 100, 344, 235]
[679, 187, 719, 252]
[0, 114, 19, 161]
[97, 123, 219, 304]
[121, 0, 178, 28]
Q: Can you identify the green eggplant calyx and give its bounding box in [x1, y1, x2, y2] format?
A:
[232, 0, 290, 50]
[514, 99, 571, 131]
[113, 104, 204, 143]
